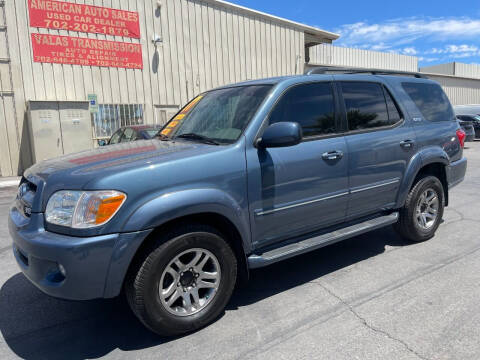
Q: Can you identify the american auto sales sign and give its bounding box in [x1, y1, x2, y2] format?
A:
[28, 0, 141, 38]
[28, 0, 143, 69]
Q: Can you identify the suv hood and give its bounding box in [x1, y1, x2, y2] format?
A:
[24, 139, 217, 183]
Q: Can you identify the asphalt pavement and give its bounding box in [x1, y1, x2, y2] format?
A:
[1, 143, 480, 360]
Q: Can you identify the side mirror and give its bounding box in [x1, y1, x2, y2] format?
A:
[97, 139, 107, 146]
[257, 122, 302, 148]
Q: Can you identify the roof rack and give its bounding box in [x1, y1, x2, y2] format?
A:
[305, 66, 427, 78]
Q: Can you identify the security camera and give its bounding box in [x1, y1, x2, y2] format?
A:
[152, 34, 163, 45]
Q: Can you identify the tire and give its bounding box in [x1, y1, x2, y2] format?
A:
[394, 175, 445, 242]
[125, 224, 237, 336]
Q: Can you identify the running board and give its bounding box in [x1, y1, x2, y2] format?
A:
[248, 212, 399, 269]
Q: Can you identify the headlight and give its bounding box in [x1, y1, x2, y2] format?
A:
[45, 190, 126, 228]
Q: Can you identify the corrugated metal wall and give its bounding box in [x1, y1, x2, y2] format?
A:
[455, 63, 480, 80]
[427, 74, 480, 106]
[421, 62, 480, 80]
[308, 44, 418, 72]
[1, 0, 305, 176]
[419, 63, 455, 76]
[419, 63, 480, 105]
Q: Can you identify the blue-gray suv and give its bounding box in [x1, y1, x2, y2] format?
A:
[9, 71, 467, 336]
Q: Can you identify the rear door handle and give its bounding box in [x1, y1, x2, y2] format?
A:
[400, 139, 415, 149]
[322, 150, 344, 161]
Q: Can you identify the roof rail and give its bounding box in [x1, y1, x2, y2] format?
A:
[305, 66, 427, 78]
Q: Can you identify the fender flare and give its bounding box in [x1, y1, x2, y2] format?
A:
[121, 188, 251, 252]
[395, 146, 449, 208]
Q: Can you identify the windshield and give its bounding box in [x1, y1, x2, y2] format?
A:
[160, 85, 272, 144]
[474, 116, 480, 121]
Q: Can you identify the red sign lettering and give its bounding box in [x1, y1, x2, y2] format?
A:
[31, 33, 143, 69]
[29, 0, 140, 38]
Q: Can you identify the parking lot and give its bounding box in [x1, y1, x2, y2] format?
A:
[0, 142, 478, 360]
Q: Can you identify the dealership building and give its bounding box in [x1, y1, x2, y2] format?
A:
[1, 0, 480, 177]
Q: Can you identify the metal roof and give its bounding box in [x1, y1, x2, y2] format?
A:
[204, 0, 339, 42]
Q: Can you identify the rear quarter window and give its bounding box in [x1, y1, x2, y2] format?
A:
[402, 82, 455, 122]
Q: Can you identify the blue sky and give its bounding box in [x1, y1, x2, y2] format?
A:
[228, 0, 480, 67]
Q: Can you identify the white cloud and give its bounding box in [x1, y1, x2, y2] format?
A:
[418, 56, 440, 63]
[335, 17, 480, 47]
[402, 47, 418, 55]
[332, 17, 480, 65]
[426, 45, 479, 54]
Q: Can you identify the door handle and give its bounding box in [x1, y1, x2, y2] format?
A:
[322, 150, 344, 161]
[400, 139, 415, 149]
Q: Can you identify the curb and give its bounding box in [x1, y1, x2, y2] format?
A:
[0, 177, 20, 188]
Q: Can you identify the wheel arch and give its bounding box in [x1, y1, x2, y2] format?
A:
[120, 212, 249, 297]
[396, 148, 449, 208]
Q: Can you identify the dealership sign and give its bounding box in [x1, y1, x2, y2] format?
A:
[28, 0, 140, 38]
[31, 34, 143, 69]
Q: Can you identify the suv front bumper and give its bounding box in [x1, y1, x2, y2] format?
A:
[9, 207, 152, 300]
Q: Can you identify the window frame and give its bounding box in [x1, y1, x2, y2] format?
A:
[257, 81, 344, 145]
[336, 80, 405, 136]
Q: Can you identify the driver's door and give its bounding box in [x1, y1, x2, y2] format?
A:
[246, 82, 349, 248]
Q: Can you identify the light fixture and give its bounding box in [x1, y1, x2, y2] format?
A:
[152, 34, 163, 45]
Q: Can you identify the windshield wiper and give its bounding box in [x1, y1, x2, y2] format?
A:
[176, 133, 220, 145]
[155, 133, 171, 141]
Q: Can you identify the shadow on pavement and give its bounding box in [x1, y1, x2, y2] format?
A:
[0, 226, 409, 359]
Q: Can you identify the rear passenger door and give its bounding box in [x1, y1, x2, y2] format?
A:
[337, 80, 417, 220]
[247, 82, 349, 247]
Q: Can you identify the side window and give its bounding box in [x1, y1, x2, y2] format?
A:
[121, 128, 135, 142]
[109, 129, 124, 144]
[269, 82, 336, 137]
[341, 82, 399, 131]
[402, 82, 455, 122]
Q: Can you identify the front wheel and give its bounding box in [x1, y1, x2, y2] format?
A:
[394, 175, 445, 242]
[125, 224, 237, 336]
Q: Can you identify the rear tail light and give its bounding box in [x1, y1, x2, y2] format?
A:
[456, 128, 466, 148]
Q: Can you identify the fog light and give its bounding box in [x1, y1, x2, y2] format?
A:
[58, 263, 67, 277]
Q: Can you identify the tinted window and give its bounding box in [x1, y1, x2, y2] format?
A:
[269, 82, 336, 137]
[402, 82, 455, 122]
[109, 129, 123, 144]
[121, 128, 136, 142]
[341, 82, 399, 131]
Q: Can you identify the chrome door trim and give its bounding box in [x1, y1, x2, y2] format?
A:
[350, 178, 400, 194]
[255, 191, 349, 217]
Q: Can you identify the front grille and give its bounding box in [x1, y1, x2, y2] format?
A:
[17, 178, 37, 218]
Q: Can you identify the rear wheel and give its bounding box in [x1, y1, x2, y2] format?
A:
[125, 224, 237, 336]
[394, 175, 445, 242]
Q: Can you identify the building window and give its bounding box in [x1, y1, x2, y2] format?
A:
[92, 104, 144, 139]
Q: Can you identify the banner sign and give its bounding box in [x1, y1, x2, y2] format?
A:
[31, 33, 143, 69]
[28, 0, 140, 38]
